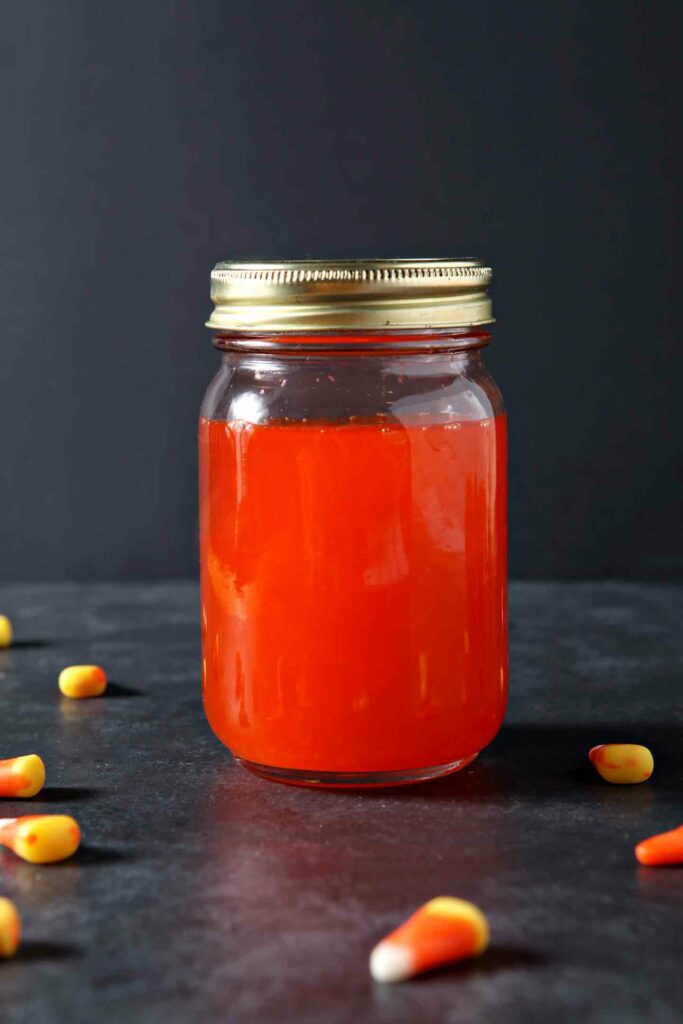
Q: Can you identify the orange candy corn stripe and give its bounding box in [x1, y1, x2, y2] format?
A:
[635, 825, 683, 867]
[0, 815, 81, 864]
[589, 744, 653, 784]
[0, 755, 46, 798]
[0, 897, 21, 958]
[370, 897, 489, 982]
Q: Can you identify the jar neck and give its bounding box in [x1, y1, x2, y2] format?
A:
[212, 326, 492, 354]
[217, 348, 488, 379]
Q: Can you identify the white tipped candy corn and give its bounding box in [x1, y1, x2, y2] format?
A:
[59, 665, 107, 699]
[369, 897, 489, 982]
[0, 897, 21, 958]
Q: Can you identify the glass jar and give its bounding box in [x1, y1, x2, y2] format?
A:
[199, 260, 507, 787]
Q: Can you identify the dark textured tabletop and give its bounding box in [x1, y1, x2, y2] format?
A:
[0, 581, 681, 1024]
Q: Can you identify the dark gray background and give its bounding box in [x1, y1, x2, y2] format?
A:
[1, 0, 680, 582]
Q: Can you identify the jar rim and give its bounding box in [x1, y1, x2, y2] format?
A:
[206, 259, 493, 333]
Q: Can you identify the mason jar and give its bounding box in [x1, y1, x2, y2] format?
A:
[199, 260, 507, 787]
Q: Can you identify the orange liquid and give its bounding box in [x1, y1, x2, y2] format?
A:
[199, 414, 507, 773]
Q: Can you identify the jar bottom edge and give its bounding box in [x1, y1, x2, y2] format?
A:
[235, 754, 479, 789]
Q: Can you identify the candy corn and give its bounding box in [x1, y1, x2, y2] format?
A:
[0, 615, 12, 649]
[369, 897, 489, 982]
[0, 815, 80, 864]
[589, 744, 653, 784]
[59, 665, 107, 699]
[0, 897, 21, 958]
[635, 825, 683, 867]
[0, 755, 46, 798]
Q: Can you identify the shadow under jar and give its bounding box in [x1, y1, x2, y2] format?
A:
[199, 260, 507, 787]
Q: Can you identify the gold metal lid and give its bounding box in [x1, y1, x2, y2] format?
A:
[206, 259, 493, 332]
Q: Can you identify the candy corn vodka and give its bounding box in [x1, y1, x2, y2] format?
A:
[199, 260, 507, 787]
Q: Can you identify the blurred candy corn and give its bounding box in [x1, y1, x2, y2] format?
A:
[0, 815, 80, 864]
[59, 665, 107, 699]
[370, 897, 489, 982]
[0, 897, 21, 958]
[0, 616, 12, 649]
[0, 755, 46, 798]
[635, 825, 683, 867]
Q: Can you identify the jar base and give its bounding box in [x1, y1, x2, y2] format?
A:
[235, 753, 479, 789]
